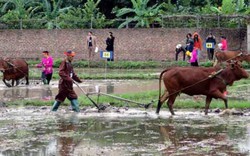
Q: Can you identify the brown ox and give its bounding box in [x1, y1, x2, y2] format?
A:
[0, 58, 29, 87]
[214, 51, 250, 66]
[156, 62, 249, 115]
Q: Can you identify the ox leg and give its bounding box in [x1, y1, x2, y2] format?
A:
[25, 75, 29, 85]
[11, 80, 15, 87]
[224, 100, 228, 109]
[167, 94, 178, 115]
[205, 96, 212, 115]
[156, 90, 169, 114]
[3, 79, 11, 88]
[210, 90, 228, 112]
[16, 79, 20, 86]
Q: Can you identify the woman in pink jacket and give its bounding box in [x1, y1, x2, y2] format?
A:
[37, 51, 54, 84]
[220, 36, 228, 51]
[189, 47, 199, 66]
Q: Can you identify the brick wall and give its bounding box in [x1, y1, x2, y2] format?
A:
[0, 28, 247, 61]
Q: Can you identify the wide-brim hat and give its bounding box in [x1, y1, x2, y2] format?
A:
[64, 50, 75, 56]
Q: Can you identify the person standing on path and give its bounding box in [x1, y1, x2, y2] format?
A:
[219, 36, 228, 51]
[193, 32, 203, 62]
[175, 44, 186, 61]
[205, 33, 216, 60]
[189, 47, 199, 67]
[51, 50, 82, 112]
[185, 33, 194, 53]
[86, 31, 97, 65]
[105, 32, 115, 61]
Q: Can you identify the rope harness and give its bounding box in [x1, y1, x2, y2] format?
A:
[161, 69, 224, 99]
[2, 59, 28, 76]
[160, 52, 244, 100]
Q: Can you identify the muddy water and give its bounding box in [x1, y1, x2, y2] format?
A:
[1, 79, 250, 102]
[0, 80, 159, 102]
[0, 68, 250, 155]
[0, 108, 250, 156]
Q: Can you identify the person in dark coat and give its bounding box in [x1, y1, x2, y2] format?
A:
[106, 32, 115, 61]
[175, 44, 186, 61]
[206, 33, 216, 60]
[51, 50, 82, 112]
[185, 33, 194, 53]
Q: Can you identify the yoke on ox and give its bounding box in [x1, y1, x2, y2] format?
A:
[156, 62, 249, 115]
[0, 58, 29, 87]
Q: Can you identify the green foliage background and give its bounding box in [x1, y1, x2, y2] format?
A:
[0, 0, 249, 29]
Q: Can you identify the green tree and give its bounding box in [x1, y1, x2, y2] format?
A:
[113, 0, 163, 28]
[161, 0, 176, 14]
[81, 0, 110, 28]
[221, 0, 236, 14]
[35, 0, 71, 29]
[0, 0, 37, 28]
[59, 0, 110, 29]
[210, 0, 248, 15]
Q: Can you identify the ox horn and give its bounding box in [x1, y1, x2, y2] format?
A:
[237, 52, 243, 56]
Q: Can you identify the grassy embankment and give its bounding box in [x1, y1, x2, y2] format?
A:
[8, 60, 250, 109]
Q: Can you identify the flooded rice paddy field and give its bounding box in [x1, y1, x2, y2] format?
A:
[0, 107, 250, 156]
[0, 77, 250, 155]
[1, 79, 250, 102]
[0, 79, 160, 102]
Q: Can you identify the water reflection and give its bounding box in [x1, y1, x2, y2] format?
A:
[106, 82, 114, 94]
[0, 80, 249, 102]
[56, 115, 79, 156]
[3, 87, 29, 101]
[0, 113, 250, 155]
[41, 86, 53, 101]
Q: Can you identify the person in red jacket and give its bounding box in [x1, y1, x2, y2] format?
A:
[219, 36, 228, 51]
[52, 50, 82, 112]
[193, 32, 203, 62]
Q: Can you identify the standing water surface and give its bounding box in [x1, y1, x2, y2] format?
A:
[0, 108, 250, 156]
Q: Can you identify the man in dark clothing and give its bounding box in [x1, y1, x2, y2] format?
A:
[106, 32, 115, 61]
[51, 50, 82, 112]
[175, 44, 186, 61]
[206, 33, 216, 60]
[185, 33, 194, 52]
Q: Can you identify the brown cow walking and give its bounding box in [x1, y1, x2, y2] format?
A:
[156, 62, 249, 115]
[0, 58, 29, 87]
[214, 51, 250, 66]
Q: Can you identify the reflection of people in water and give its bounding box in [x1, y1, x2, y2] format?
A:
[41, 87, 52, 100]
[3, 88, 29, 100]
[57, 115, 79, 156]
[106, 82, 114, 94]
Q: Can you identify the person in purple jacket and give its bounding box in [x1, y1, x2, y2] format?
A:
[37, 51, 54, 84]
[189, 47, 199, 67]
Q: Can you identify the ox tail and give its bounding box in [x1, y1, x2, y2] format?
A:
[156, 68, 170, 114]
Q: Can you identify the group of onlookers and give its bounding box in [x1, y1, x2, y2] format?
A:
[175, 32, 228, 66]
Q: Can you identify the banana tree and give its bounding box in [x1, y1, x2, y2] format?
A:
[35, 0, 71, 29]
[113, 0, 163, 28]
[0, 0, 38, 28]
[58, 0, 110, 29]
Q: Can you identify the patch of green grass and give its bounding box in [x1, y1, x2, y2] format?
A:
[28, 60, 211, 69]
[28, 69, 159, 80]
[173, 99, 250, 109]
[6, 89, 250, 110]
